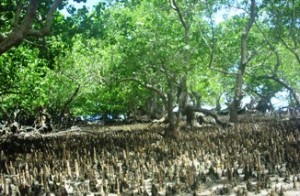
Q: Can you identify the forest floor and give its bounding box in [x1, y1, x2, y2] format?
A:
[0, 118, 300, 195]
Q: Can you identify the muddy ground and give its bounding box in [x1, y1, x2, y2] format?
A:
[0, 119, 300, 195]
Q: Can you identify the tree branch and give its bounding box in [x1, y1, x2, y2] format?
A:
[279, 37, 300, 65]
[0, 0, 63, 55]
[240, 0, 256, 67]
[59, 84, 81, 119]
[290, 0, 298, 50]
[13, 4, 23, 29]
[204, 0, 215, 67]
[118, 78, 167, 105]
[246, 42, 267, 64]
[0, 0, 38, 55]
[254, 21, 282, 73]
[209, 66, 236, 75]
[169, 0, 189, 32]
[28, 0, 63, 36]
[261, 75, 300, 106]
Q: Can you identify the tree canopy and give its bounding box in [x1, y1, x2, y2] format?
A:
[1, 0, 300, 132]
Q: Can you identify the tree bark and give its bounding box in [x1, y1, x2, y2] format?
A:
[230, 0, 256, 123]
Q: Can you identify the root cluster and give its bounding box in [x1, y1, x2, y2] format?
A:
[0, 119, 299, 195]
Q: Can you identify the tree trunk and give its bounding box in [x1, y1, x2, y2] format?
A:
[229, 97, 240, 122]
[191, 91, 201, 109]
[215, 94, 221, 111]
[169, 0, 190, 134]
[175, 76, 188, 126]
[164, 92, 180, 138]
[230, 0, 256, 123]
